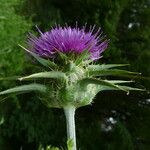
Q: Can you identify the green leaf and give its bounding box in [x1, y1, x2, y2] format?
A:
[88, 69, 140, 78]
[97, 85, 145, 93]
[118, 85, 146, 91]
[0, 83, 47, 95]
[19, 44, 58, 69]
[79, 78, 128, 92]
[18, 71, 66, 81]
[108, 80, 134, 84]
[79, 78, 145, 93]
[88, 64, 129, 70]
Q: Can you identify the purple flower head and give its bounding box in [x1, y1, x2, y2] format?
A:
[27, 25, 108, 60]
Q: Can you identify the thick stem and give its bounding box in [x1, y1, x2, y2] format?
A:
[64, 106, 76, 150]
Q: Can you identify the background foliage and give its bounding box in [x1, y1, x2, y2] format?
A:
[0, 0, 150, 149]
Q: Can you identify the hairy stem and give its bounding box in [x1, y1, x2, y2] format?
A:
[64, 106, 76, 150]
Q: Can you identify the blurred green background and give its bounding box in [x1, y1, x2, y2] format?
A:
[0, 0, 150, 149]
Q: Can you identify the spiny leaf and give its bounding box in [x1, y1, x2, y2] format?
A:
[118, 85, 146, 91]
[19, 44, 58, 69]
[88, 64, 129, 70]
[97, 85, 123, 92]
[79, 78, 128, 92]
[108, 80, 134, 84]
[88, 69, 140, 78]
[0, 83, 47, 95]
[87, 64, 143, 79]
[18, 71, 66, 81]
[97, 85, 145, 93]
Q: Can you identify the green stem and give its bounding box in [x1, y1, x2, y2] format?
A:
[64, 106, 76, 150]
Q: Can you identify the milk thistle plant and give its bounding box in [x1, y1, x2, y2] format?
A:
[0, 25, 144, 150]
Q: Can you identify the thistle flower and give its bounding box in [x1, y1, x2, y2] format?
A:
[0, 24, 144, 150]
[28, 25, 108, 60]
